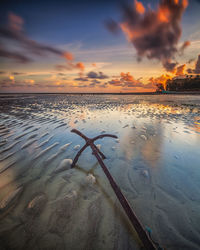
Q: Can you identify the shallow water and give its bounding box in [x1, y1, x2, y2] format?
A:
[0, 94, 200, 250]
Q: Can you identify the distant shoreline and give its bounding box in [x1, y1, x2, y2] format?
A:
[0, 91, 200, 96]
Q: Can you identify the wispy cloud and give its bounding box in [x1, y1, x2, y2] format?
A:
[0, 45, 32, 63]
[0, 12, 73, 63]
[55, 62, 85, 71]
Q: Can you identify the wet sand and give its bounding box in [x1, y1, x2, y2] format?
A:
[0, 94, 200, 250]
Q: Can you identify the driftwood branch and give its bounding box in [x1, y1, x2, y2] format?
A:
[71, 129, 156, 250]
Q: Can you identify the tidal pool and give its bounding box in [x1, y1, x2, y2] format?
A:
[0, 94, 200, 250]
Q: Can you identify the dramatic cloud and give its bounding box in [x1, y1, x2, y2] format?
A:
[187, 54, 200, 74]
[107, 0, 188, 71]
[87, 71, 108, 79]
[0, 12, 73, 63]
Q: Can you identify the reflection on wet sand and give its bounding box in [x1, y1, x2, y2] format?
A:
[0, 94, 200, 250]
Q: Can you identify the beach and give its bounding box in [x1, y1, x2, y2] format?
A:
[0, 94, 200, 250]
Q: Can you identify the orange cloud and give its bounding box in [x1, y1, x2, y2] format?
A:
[149, 74, 172, 90]
[108, 79, 121, 86]
[180, 40, 190, 54]
[182, 0, 188, 8]
[158, 7, 170, 23]
[63, 52, 74, 61]
[176, 64, 186, 76]
[135, 0, 145, 15]
[56, 62, 85, 72]
[76, 62, 85, 71]
[120, 72, 135, 82]
[25, 79, 35, 84]
[108, 72, 155, 91]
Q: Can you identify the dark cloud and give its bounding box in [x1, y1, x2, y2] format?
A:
[0, 71, 6, 74]
[74, 78, 107, 89]
[0, 12, 73, 63]
[87, 71, 108, 79]
[187, 54, 200, 74]
[90, 79, 101, 86]
[74, 77, 88, 81]
[74, 71, 108, 83]
[108, 79, 121, 86]
[107, 0, 188, 71]
[163, 60, 177, 72]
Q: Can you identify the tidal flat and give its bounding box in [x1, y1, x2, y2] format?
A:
[0, 94, 200, 250]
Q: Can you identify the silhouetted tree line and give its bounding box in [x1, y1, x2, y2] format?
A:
[156, 75, 200, 92]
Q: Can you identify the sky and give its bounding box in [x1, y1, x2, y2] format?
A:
[0, 0, 200, 93]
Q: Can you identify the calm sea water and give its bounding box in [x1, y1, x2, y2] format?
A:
[0, 94, 200, 250]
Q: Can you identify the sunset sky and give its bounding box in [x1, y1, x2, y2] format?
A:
[0, 0, 200, 93]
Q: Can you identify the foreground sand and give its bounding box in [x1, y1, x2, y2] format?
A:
[0, 94, 200, 250]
